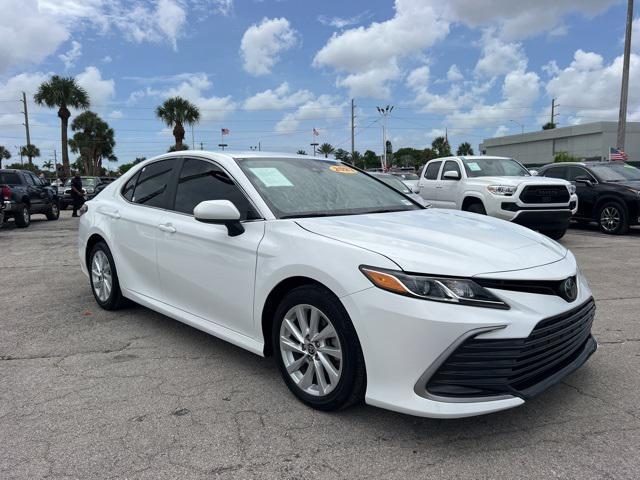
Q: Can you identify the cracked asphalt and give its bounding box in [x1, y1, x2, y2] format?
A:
[1, 211, 639, 479]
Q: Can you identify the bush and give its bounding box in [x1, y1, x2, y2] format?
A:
[554, 152, 578, 163]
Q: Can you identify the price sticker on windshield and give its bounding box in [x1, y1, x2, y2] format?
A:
[330, 165, 356, 174]
[467, 162, 482, 172]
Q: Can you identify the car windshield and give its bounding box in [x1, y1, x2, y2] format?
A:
[373, 174, 412, 193]
[236, 157, 420, 219]
[64, 177, 97, 187]
[590, 163, 640, 182]
[462, 158, 530, 178]
[393, 173, 419, 180]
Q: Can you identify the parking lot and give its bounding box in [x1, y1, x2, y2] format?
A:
[1, 211, 639, 479]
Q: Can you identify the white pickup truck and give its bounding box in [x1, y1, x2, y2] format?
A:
[417, 156, 578, 239]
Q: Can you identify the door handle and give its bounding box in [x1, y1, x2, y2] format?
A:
[157, 223, 176, 233]
[435, 186, 443, 189]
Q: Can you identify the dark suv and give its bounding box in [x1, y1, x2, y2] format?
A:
[539, 161, 640, 234]
[1, 169, 60, 227]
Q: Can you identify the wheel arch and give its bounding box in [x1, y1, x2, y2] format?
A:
[594, 194, 630, 215]
[85, 232, 111, 270]
[461, 194, 485, 210]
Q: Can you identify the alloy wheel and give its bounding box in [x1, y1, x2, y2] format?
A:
[279, 304, 343, 397]
[600, 206, 620, 233]
[91, 250, 113, 302]
[23, 207, 29, 224]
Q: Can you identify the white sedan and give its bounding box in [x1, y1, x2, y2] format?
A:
[78, 151, 597, 418]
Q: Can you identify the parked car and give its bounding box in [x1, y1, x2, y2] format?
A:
[417, 156, 578, 240]
[79, 151, 596, 419]
[0, 169, 60, 227]
[390, 172, 420, 192]
[369, 172, 430, 207]
[59, 176, 105, 209]
[539, 161, 640, 235]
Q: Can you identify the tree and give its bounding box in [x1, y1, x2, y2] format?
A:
[542, 122, 556, 130]
[296, 150, 307, 155]
[456, 142, 474, 156]
[42, 160, 54, 171]
[363, 150, 379, 169]
[19, 144, 40, 165]
[393, 147, 437, 170]
[156, 96, 200, 150]
[34, 75, 90, 177]
[554, 152, 578, 163]
[333, 148, 350, 161]
[431, 136, 451, 157]
[350, 151, 362, 168]
[318, 143, 335, 158]
[0, 145, 11, 169]
[6, 162, 39, 173]
[68, 111, 116, 175]
[168, 143, 189, 152]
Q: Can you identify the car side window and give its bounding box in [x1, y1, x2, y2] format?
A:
[566, 166, 595, 182]
[122, 171, 140, 201]
[173, 158, 259, 220]
[424, 161, 441, 180]
[24, 173, 37, 185]
[132, 159, 175, 208]
[543, 166, 567, 180]
[441, 161, 461, 180]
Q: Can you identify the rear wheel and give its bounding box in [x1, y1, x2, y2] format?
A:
[598, 201, 628, 235]
[540, 228, 567, 240]
[466, 202, 486, 215]
[89, 242, 126, 310]
[14, 203, 30, 228]
[46, 201, 60, 220]
[272, 285, 366, 411]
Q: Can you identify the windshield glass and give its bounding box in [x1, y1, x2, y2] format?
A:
[591, 163, 640, 182]
[462, 158, 530, 177]
[373, 174, 412, 193]
[64, 177, 97, 187]
[236, 157, 420, 219]
[393, 173, 419, 180]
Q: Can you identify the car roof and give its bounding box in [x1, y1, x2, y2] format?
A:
[427, 155, 512, 163]
[540, 161, 626, 169]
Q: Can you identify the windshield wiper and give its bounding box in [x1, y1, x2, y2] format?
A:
[280, 212, 352, 219]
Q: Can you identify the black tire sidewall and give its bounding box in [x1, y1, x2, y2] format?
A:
[272, 285, 365, 410]
[47, 201, 60, 220]
[468, 203, 486, 215]
[89, 242, 123, 310]
[15, 204, 30, 227]
[598, 201, 628, 235]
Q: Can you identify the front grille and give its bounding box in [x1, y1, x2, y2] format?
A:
[426, 299, 596, 399]
[474, 276, 577, 302]
[520, 185, 570, 204]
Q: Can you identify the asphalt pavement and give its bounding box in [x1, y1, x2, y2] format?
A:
[1, 211, 639, 479]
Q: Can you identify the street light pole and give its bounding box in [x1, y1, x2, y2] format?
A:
[510, 120, 524, 134]
[377, 105, 393, 170]
[617, 0, 634, 150]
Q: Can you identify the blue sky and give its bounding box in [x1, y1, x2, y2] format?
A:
[1, 0, 638, 169]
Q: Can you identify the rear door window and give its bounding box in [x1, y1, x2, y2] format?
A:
[132, 159, 176, 208]
[424, 161, 442, 180]
[0, 172, 22, 184]
[542, 166, 567, 180]
[122, 171, 140, 201]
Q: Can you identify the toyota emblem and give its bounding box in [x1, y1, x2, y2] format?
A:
[562, 277, 578, 302]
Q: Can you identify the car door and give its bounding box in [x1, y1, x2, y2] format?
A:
[156, 157, 265, 337]
[566, 166, 598, 219]
[109, 158, 178, 300]
[437, 160, 463, 209]
[418, 161, 442, 205]
[24, 172, 45, 212]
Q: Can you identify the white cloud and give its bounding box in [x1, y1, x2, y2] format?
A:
[0, 0, 68, 73]
[275, 95, 344, 133]
[475, 31, 527, 77]
[76, 66, 116, 107]
[240, 17, 299, 76]
[58, 41, 82, 70]
[0, 72, 50, 129]
[546, 49, 640, 122]
[243, 83, 313, 110]
[313, 0, 450, 98]
[447, 65, 464, 82]
[317, 12, 370, 29]
[102, 55, 113, 64]
[109, 110, 124, 119]
[112, 0, 187, 50]
[633, 18, 640, 52]
[406, 66, 430, 91]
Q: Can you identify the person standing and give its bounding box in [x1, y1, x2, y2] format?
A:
[70, 174, 84, 217]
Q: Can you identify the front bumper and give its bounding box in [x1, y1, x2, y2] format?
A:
[511, 209, 573, 230]
[340, 260, 595, 418]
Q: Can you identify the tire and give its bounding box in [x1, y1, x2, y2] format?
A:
[60, 203, 68, 210]
[46, 201, 60, 221]
[272, 285, 366, 411]
[540, 228, 567, 240]
[88, 241, 127, 310]
[597, 201, 628, 235]
[14, 203, 30, 228]
[466, 202, 486, 215]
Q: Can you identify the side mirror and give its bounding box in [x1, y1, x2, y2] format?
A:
[194, 200, 245, 236]
[443, 170, 460, 180]
[574, 176, 593, 187]
[529, 169, 539, 176]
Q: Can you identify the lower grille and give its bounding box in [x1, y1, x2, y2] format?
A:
[520, 185, 570, 204]
[426, 299, 596, 399]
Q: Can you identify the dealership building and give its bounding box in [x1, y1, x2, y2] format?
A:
[479, 121, 640, 166]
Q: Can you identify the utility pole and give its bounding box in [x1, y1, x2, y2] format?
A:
[53, 149, 58, 179]
[550, 98, 556, 125]
[200, 142, 204, 150]
[617, 0, 634, 150]
[191, 124, 195, 150]
[350, 98, 355, 157]
[376, 105, 393, 170]
[21, 92, 32, 162]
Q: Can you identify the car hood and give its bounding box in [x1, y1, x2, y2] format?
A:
[296, 209, 567, 277]
[467, 176, 570, 187]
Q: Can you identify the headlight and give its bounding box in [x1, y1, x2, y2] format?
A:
[360, 266, 509, 309]
[627, 188, 640, 197]
[568, 184, 576, 194]
[487, 185, 516, 196]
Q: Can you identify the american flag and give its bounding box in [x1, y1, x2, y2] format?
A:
[610, 147, 628, 161]
[312, 128, 319, 136]
[221, 128, 230, 135]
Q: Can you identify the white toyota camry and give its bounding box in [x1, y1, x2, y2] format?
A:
[78, 151, 597, 418]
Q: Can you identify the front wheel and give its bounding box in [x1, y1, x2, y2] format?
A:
[89, 242, 127, 310]
[540, 228, 567, 240]
[46, 201, 60, 220]
[466, 202, 486, 215]
[598, 202, 628, 235]
[272, 285, 366, 411]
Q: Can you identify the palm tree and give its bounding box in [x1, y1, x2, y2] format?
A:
[34, 75, 90, 177]
[0, 145, 11, 169]
[20, 144, 40, 165]
[431, 136, 451, 157]
[69, 111, 116, 175]
[155, 96, 200, 150]
[456, 142, 474, 156]
[318, 143, 335, 158]
[351, 151, 363, 168]
[296, 149, 307, 155]
[42, 160, 54, 171]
